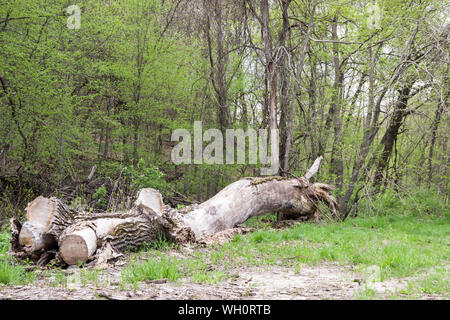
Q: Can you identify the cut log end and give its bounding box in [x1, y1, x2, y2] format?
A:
[134, 188, 164, 215]
[18, 222, 57, 252]
[59, 228, 97, 265]
[18, 225, 36, 248]
[25, 196, 56, 228]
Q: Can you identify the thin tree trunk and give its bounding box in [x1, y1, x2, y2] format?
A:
[329, 15, 344, 189]
[261, 0, 276, 131]
[427, 79, 448, 185]
[373, 83, 413, 190]
[278, 0, 292, 175]
[204, 0, 230, 133]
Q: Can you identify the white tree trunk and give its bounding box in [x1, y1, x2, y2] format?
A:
[182, 176, 331, 239]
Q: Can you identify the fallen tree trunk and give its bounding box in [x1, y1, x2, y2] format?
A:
[182, 175, 335, 238]
[10, 157, 336, 266]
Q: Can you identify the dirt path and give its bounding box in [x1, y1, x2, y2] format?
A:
[2, 260, 442, 300]
[0, 264, 352, 300]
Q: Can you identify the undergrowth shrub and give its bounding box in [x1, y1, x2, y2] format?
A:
[357, 187, 448, 218]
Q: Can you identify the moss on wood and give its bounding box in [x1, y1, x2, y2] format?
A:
[249, 176, 287, 185]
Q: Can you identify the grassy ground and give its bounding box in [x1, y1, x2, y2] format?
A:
[0, 231, 37, 285]
[0, 187, 449, 299]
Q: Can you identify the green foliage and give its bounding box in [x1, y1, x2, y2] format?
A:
[357, 187, 449, 218]
[0, 227, 10, 254]
[140, 232, 176, 251]
[0, 228, 36, 285]
[121, 256, 182, 285]
[0, 258, 36, 285]
[0, 0, 447, 214]
[93, 186, 107, 200]
[92, 186, 108, 208]
[191, 270, 227, 284]
[125, 159, 167, 192]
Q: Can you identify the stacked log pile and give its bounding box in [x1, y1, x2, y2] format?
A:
[9, 157, 336, 267]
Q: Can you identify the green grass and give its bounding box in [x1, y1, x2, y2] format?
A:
[121, 255, 183, 287]
[356, 286, 381, 300]
[80, 269, 102, 286]
[0, 258, 37, 285]
[242, 213, 277, 229]
[140, 233, 178, 251]
[191, 270, 227, 284]
[214, 213, 449, 280]
[48, 270, 67, 288]
[0, 226, 37, 285]
[121, 250, 231, 287]
[398, 266, 450, 298]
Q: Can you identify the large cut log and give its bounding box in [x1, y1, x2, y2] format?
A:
[18, 196, 58, 252]
[57, 187, 194, 265]
[17, 196, 76, 253]
[59, 227, 97, 265]
[9, 196, 76, 265]
[10, 157, 336, 266]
